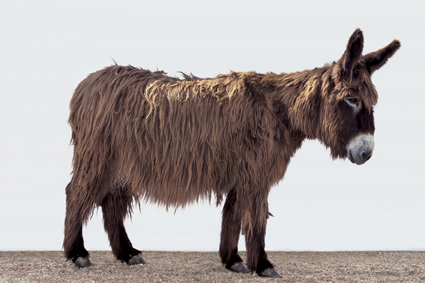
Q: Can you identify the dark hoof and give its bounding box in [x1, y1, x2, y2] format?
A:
[228, 261, 250, 273]
[74, 257, 92, 268]
[128, 254, 146, 265]
[258, 267, 282, 278]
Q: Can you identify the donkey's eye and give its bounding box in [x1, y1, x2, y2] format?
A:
[345, 97, 361, 108]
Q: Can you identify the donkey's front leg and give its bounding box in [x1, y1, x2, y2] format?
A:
[243, 195, 282, 278]
[219, 186, 249, 273]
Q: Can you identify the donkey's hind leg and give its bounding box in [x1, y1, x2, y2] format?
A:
[101, 186, 145, 265]
[219, 183, 249, 273]
[63, 181, 93, 268]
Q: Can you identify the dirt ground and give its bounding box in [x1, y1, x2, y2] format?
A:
[1, 251, 424, 282]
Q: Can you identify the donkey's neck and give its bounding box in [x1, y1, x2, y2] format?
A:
[262, 66, 332, 139]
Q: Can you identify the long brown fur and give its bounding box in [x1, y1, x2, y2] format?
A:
[64, 29, 400, 274]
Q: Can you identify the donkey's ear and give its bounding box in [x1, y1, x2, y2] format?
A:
[361, 39, 401, 74]
[341, 29, 364, 78]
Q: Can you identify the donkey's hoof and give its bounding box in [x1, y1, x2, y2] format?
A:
[128, 254, 146, 265]
[228, 262, 250, 273]
[258, 267, 282, 278]
[74, 257, 92, 268]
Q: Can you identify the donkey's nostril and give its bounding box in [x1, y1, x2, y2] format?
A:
[362, 151, 373, 161]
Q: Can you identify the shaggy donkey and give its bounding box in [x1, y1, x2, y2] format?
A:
[64, 29, 400, 277]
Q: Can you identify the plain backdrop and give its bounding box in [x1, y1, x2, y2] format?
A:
[1, 0, 424, 252]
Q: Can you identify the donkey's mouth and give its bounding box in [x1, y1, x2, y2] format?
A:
[347, 150, 355, 164]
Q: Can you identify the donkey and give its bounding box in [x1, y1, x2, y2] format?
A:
[64, 29, 400, 277]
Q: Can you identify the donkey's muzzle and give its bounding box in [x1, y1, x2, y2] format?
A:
[347, 134, 375, 165]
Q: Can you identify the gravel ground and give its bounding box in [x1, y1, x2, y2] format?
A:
[1, 251, 425, 282]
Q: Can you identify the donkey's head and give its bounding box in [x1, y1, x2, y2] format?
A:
[320, 29, 400, 165]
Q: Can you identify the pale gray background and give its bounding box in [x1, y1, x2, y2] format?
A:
[1, 0, 424, 252]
